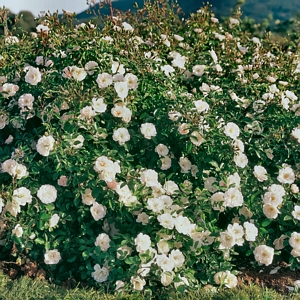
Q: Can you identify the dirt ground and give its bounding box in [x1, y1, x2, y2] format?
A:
[237, 261, 300, 294]
[1, 259, 300, 294]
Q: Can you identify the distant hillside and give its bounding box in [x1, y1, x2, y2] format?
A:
[75, 0, 300, 24]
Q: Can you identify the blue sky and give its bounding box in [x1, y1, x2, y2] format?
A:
[1, 0, 114, 17]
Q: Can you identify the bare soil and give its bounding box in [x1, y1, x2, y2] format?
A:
[0, 259, 299, 294]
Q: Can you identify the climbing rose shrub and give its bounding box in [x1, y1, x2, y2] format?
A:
[1, 1, 300, 295]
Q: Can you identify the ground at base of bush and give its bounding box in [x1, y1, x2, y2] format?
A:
[1, 259, 299, 296]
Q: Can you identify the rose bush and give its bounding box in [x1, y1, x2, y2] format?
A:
[1, 0, 300, 296]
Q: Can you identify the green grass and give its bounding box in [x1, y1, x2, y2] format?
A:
[1, 272, 300, 300]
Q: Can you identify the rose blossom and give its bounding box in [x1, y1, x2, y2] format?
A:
[44, 249, 61, 264]
[113, 128, 130, 145]
[12, 224, 23, 237]
[70, 66, 87, 81]
[90, 202, 107, 221]
[25, 66, 42, 85]
[263, 203, 280, 219]
[57, 175, 68, 186]
[49, 214, 60, 227]
[254, 245, 274, 266]
[253, 165, 268, 182]
[140, 123, 157, 139]
[36, 135, 55, 156]
[91, 264, 109, 282]
[134, 233, 151, 253]
[37, 184, 57, 204]
[131, 276, 146, 291]
[277, 166, 295, 184]
[224, 122, 240, 139]
[95, 233, 111, 251]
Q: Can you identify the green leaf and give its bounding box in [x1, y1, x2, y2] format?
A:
[261, 219, 272, 227]
[34, 238, 45, 245]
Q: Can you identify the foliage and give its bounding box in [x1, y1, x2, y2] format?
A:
[0, 0, 300, 296]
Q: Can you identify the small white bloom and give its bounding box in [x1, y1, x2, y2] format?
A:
[277, 166, 295, 184]
[44, 249, 61, 264]
[263, 203, 280, 219]
[135, 233, 151, 253]
[49, 214, 60, 227]
[254, 245, 274, 266]
[194, 100, 209, 113]
[25, 66, 42, 85]
[91, 264, 109, 283]
[95, 233, 111, 251]
[224, 122, 240, 139]
[140, 123, 157, 139]
[92, 97, 107, 113]
[12, 224, 23, 237]
[37, 184, 57, 204]
[36, 135, 55, 156]
[90, 202, 107, 221]
[113, 128, 130, 145]
[253, 166, 268, 182]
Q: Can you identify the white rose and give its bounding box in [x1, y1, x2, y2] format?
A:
[243, 221, 258, 241]
[91, 264, 109, 283]
[70, 66, 87, 81]
[160, 156, 172, 170]
[70, 135, 84, 149]
[156, 254, 175, 272]
[113, 128, 130, 145]
[224, 122, 240, 139]
[134, 233, 151, 253]
[95, 233, 111, 251]
[289, 232, 300, 250]
[174, 215, 192, 235]
[157, 213, 175, 230]
[84, 61, 98, 75]
[131, 276, 146, 291]
[136, 212, 150, 225]
[190, 131, 205, 146]
[37, 184, 57, 204]
[161, 271, 174, 286]
[254, 245, 274, 266]
[96, 72, 113, 88]
[263, 203, 280, 219]
[194, 100, 210, 113]
[157, 240, 170, 254]
[155, 144, 169, 157]
[49, 214, 60, 227]
[291, 184, 299, 194]
[11, 163, 28, 179]
[44, 249, 61, 264]
[140, 169, 159, 187]
[253, 165, 268, 182]
[90, 202, 107, 221]
[224, 188, 244, 207]
[170, 249, 185, 268]
[140, 123, 157, 139]
[124, 73, 138, 90]
[92, 97, 107, 113]
[80, 106, 96, 119]
[114, 81, 129, 100]
[12, 224, 23, 237]
[163, 180, 179, 195]
[82, 188, 95, 205]
[36, 135, 55, 156]
[12, 187, 32, 206]
[277, 166, 295, 184]
[122, 21, 134, 32]
[18, 93, 34, 109]
[192, 64, 205, 76]
[179, 157, 192, 173]
[234, 151, 248, 168]
[25, 66, 41, 85]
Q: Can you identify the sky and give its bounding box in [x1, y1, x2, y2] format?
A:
[1, 0, 108, 17]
